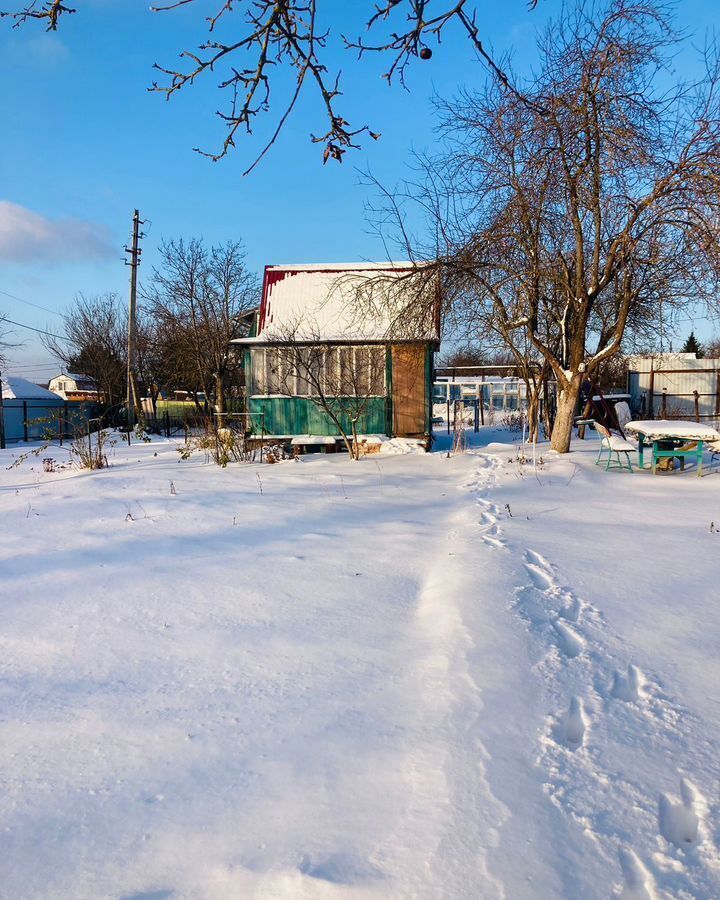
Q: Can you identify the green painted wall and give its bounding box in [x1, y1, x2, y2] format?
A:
[247, 396, 388, 437]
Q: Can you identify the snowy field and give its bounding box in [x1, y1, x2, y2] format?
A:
[1, 428, 719, 899]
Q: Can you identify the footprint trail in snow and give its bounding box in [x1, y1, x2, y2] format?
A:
[467, 453, 720, 899]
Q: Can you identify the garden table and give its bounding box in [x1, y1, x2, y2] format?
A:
[624, 420, 720, 476]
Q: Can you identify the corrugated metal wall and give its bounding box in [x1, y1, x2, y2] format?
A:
[2, 399, 66, 442]
[627, 356, 720, 423]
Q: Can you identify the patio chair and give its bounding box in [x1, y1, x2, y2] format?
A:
[594, 422, 636, 472]
[707, 440, 720, 473]
[614, 401, 632, 429]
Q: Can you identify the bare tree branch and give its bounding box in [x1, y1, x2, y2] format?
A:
[0, 0, 74, 29]
[0, 1, 541, 169]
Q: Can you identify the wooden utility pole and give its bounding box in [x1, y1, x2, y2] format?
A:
[125, 209, 143, 428]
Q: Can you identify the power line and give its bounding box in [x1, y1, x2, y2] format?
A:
[4, 364, 58, 371]
[0, 288, 62, 317]
[4, 363, 57, 369]
[1, 317, 63, 340]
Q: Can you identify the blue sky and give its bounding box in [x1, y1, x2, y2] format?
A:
[1, 0, 717, 379]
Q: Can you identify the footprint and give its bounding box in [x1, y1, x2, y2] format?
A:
[611, 664, 642, 702]
[525, 549, 551, 570]
[514, 586, 550, 625]
[119, 892, 175, 900]
[299, 852, 384, 885]
[525, 563, 555, 590]
[482, 535, 506, 550]
[557, 594, 583, 623]
[479, 511, 497, 526]
[658, 779, 700, 847]
[554, 620, 584, 658]
[563, 696, 587, 748]
[615, 847, 655, 899]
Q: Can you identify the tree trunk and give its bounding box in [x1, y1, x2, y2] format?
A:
[526, 385, 539, 444]
[550, 376, 582, 453]
[214, 372, 226, 429]
[150, 386, 159, 418]
[351, 419, 360, 460]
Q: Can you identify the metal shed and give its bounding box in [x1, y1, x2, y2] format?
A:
[1, 376, 66, 444]
[627, 354, 720, 424]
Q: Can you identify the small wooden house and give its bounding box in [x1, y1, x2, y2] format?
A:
[233, 263, 440, 447]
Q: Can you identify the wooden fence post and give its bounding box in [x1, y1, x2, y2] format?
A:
[694, 390, 700, 423]
[648, 366, 655, 420]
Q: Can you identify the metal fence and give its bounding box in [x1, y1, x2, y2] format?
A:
[627, 356, 720, 426]
[140, 399, 247, 438]
[1, 400, 100, 444]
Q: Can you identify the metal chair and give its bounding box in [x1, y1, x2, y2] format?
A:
[594, 422, 636, 472]
[707, 440, 720, 473]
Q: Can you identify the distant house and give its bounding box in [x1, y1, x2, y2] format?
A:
[233, 262, 440, 446]
[48, 372, 100, 402]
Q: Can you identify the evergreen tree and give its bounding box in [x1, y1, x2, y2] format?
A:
[681, 332, 704, 358]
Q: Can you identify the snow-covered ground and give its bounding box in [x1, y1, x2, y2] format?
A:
[1, 428, 719, 899]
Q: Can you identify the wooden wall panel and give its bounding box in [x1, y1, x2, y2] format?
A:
[392, 345, 426, 436]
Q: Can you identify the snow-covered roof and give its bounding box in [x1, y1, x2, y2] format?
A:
[264, 262, 412, 271]
[51, 371, 97, 387]
[235, 262, 439, 344]
[2, 376, 65, 401]
[627, 353, 719, 371]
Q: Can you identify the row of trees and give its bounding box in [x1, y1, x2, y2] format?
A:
[45, 239, 259, 420]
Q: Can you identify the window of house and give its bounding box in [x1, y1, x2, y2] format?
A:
[251, 345, 386, 397]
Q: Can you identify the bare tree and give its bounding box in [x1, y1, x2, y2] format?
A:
[143, 238, 258, 424]
[375, 0, 720, 451]
[261, 330, 386, 458]
[135, 312, 172, 418]
[0, 1, 539, 171]
[43, 293, 127, 413]
[0, 314, 17, 369]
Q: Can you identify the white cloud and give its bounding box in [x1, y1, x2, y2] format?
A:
[0, 201, 115, 265]
[4, 33, 70, 67]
